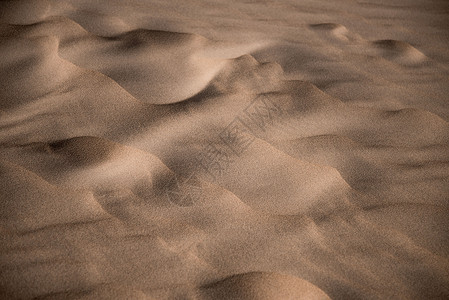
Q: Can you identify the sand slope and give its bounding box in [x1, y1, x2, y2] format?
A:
[1, 0, 449, 299]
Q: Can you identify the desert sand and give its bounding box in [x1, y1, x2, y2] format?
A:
[1, 0, 449, 299]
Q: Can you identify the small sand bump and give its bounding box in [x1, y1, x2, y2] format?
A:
[48, 136, 121, 166]
[310, 23, 350, 41]
[371, 39, 427, 65]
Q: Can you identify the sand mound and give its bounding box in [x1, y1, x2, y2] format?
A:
[48, 136, 122, 166]
[67, 10, 132, 37]
[199, 272, 330, 300]
[0, 34, 76, 108]
[372, 39, 427, 65]
[0, 136, 176, 202]
[52, 21, 226, 104]
[0, 160, 108, 233]
[310, 23, 351, 41]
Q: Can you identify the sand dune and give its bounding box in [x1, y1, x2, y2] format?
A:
[1, 0, 449, 299]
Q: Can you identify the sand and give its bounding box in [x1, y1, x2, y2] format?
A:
[1, 0, 448, 299]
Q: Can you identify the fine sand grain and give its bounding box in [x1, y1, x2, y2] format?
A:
[1, 0, 449, 299]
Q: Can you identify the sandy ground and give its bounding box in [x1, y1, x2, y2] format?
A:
[1, 0, 449, 299]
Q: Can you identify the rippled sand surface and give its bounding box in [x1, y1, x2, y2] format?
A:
[1, 1, 449, 299]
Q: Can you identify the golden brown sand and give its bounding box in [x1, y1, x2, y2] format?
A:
[1, 0, 448, 299]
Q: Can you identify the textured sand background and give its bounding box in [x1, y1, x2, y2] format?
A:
[1, 0, 449, 299]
